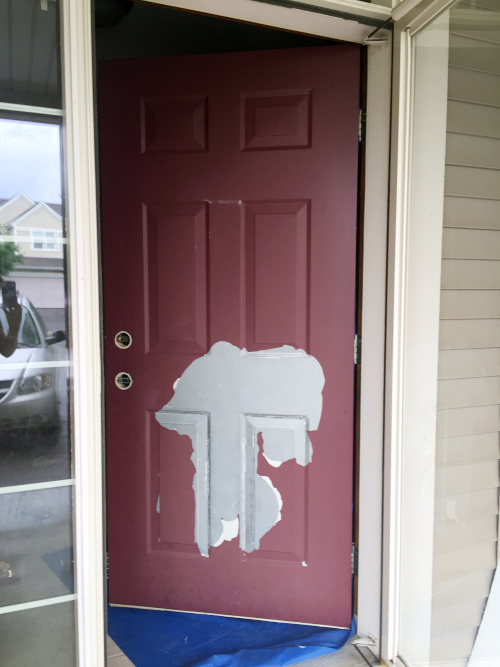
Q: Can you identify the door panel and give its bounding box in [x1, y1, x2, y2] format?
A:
[99, 45, 360, 627]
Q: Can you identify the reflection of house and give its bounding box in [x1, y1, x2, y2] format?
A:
[0, 193, 65, 331]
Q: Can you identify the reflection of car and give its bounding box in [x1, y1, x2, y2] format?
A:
[0, 294, 65, 432]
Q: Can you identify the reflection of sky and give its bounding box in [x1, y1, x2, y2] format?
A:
[0, 119, 62, 204]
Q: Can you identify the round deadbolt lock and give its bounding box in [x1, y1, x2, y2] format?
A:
[115, 331, 132, 349]
[115, 372, 133, 390]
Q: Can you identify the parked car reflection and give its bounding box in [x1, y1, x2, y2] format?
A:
[0, 294, 65, 432]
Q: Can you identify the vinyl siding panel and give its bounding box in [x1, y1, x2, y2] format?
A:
[437, 404, 500, 438]
[438, 348, 500, 379]
[436, 432, 500, 467]
[440, 291, 500, 320]
[442, 228, 500, 259]
[446, 133, 500, 170]
[449, 34, 500, 74]
[435, 487, 500, 524]
[434, 459, 500, 496]
[443, 196, 500, 230]
[439, 319, 500, 349]
[447, 101, 500, 139]
[441, 259, 500, 289]
[445, 165, 500, 200]
[448, 67, 500, 107]
[437, 376, 500, 409]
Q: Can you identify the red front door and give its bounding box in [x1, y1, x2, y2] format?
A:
[99, 45, 359, 628]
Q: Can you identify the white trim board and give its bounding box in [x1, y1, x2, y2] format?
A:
[61, 0, 106, 666]
[356, 38, 392, 651]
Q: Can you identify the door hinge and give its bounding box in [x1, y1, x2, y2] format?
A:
[354, 334, 362, 365]
[351, 544, 359, 576]
[358, 109, 366, 142]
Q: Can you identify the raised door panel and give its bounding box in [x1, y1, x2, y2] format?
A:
[144, 203, 208, 354]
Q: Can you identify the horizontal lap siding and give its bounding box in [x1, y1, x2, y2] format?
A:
[431, 14, 500, 664]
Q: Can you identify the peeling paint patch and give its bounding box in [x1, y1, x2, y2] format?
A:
[156, 341, 324, 557]
[263, 453, 282, 468]
[213, 517, 239, 547]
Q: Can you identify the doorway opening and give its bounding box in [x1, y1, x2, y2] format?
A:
[95, 1, 364, 664]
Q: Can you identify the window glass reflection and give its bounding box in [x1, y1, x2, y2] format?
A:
[0, 486, 73, 608]
[0, 118, 70, 487]
[0, 601, 76, 667]
[0, 0, 61, 109]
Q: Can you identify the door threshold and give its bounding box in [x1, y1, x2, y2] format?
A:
[109, 603, 350, 630]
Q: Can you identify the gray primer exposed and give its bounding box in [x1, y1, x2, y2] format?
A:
[155, 341, 324, 557]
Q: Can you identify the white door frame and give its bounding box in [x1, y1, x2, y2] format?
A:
[61, 2, 105, 665]
[62, 0, 392, 664]
[381, 0, 463, 664]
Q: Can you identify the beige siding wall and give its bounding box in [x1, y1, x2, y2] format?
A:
[0, 195, 33, 226]
[431, 4, 500, 664]
[13, 206, 63, 260]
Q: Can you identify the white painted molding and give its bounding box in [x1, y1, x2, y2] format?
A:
[141, 0, 385, 43]
[382, 8, 451, 665]
[381, 23, 412, 664]
[356, 38, 392, 650]
[60, 1, 105, 666]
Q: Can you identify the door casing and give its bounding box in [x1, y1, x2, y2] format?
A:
[60, 1, 392, 665]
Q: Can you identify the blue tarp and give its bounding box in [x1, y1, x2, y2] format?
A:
[107, 606, 355, 667]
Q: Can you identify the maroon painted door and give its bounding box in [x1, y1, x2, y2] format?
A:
[99, 45, 359, 628]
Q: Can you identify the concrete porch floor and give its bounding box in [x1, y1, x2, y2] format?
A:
[106, 633, 373, 666]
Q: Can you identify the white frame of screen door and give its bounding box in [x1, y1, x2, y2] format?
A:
[60, 0, 392, 664]
[381, 0, 463, 664]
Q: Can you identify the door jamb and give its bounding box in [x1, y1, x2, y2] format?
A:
[61, 1, 105, 666]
